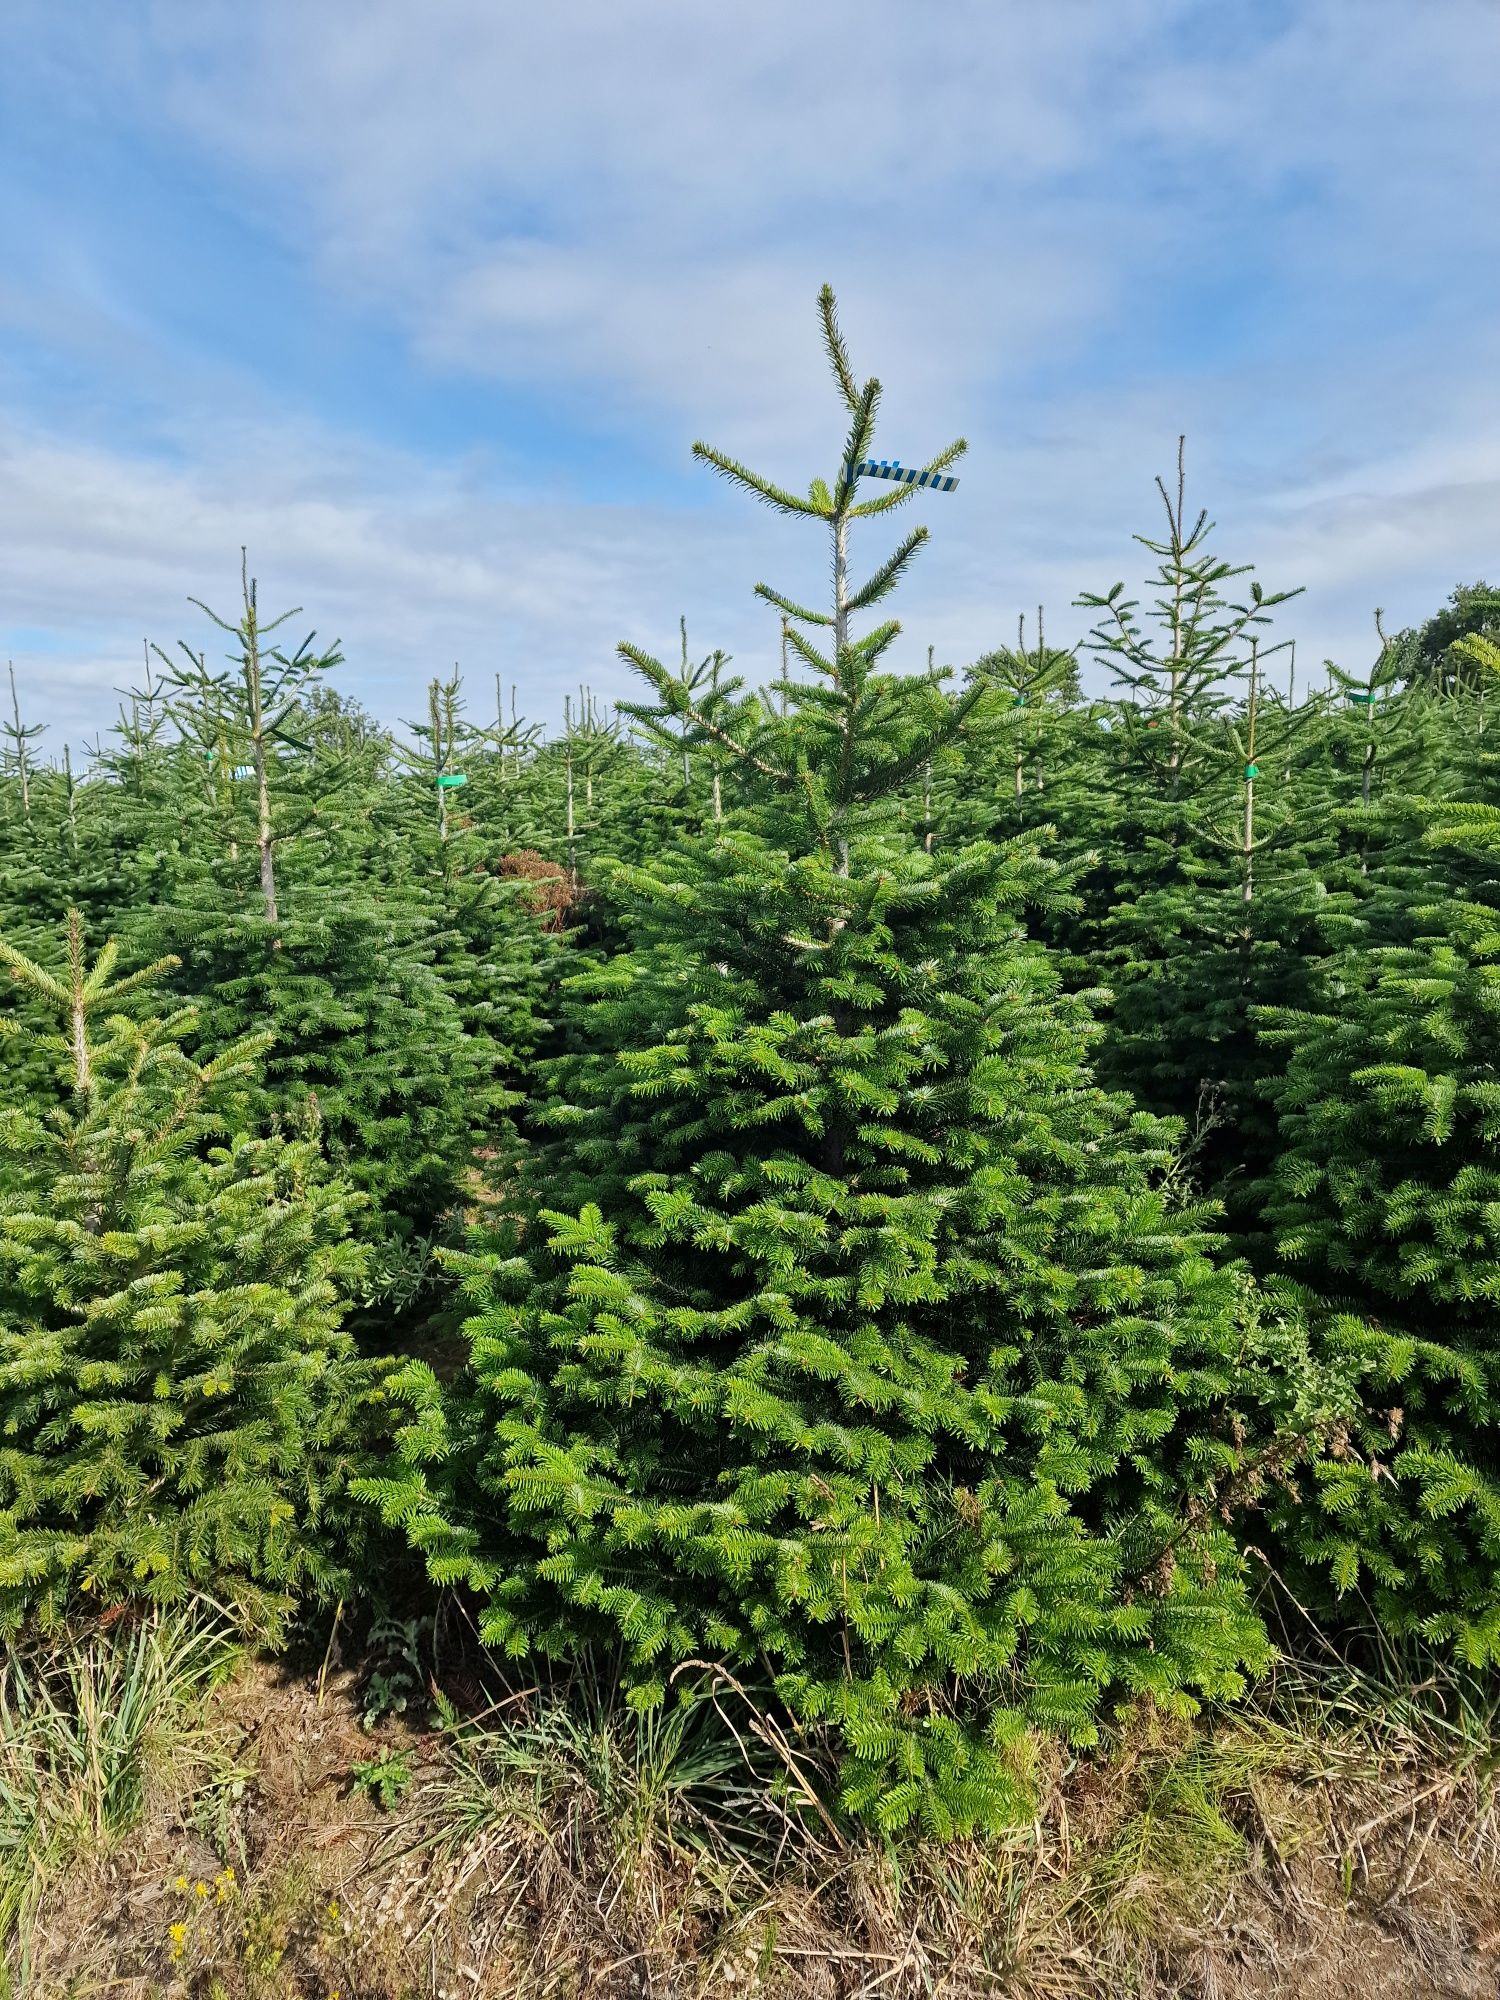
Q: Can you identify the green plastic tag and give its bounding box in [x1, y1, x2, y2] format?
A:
[436, 772, 468, 789]
[1347, 691, 1374, 704]
[1244, 763, 1259, 779]
[1013, 694, 1027, 707]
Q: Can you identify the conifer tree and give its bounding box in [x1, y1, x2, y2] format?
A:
[157, 552, 351, 922]
[135, 599, 528, 1282]
[353, 669, 562, 1262]
[977, 612, 1081, 808]
[0, 915, 386, 1633]
[368, 291, 1273, 1835]
[0, 713, 124, 1112]
[403, 671, 474, 845]
[616, 625, 748, 838]
[1059, 456, 1315, 1204]
[1255, 785, 1500, 1658]
[478, 702, 686, 909]
[934, 615, 1094, 861]
[2, 665, 43, 821]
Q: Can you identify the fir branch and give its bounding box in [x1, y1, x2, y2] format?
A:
[846, 527, 929, 613]
[616, 644, 794, 784]
[690, 443, 826, 519]
[754, 585, 834, 628]
[818, 284, 861, 416]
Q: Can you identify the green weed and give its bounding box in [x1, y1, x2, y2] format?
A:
[351, 1744, 414, 1811]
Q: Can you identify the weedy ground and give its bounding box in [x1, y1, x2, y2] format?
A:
[5, 1604, 1500, 1999]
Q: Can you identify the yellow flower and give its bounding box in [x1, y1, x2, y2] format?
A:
[173, 1875, 190, 1892]
[169, 1923, 188, 1943]
[195, 1880, 210, 1898]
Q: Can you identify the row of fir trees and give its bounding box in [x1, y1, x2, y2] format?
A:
[4, 293, 1500, 1833]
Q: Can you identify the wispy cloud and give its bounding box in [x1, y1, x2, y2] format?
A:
[1, 0, 1498, 743]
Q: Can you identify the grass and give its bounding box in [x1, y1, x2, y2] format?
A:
[342, 1639, 1500, 1996]
[425, 1667, 812, 1866]
[0, 1605, 242, 1987]
[4, 1614, 1500, 1997]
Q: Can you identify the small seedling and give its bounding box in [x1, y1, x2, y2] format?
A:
[351, 1744, 413, 1811]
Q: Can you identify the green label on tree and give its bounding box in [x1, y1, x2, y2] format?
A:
[1347, 691, 1374, 704]
[436, 772, 468, 788]
[1244, 763, 1259, 779]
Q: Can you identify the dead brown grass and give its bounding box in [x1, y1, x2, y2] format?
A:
[12, 1637, 1500, 2000]
[497, 850, 575, 932]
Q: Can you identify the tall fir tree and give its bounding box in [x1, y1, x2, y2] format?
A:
[366, 291, 1278, 1836]
[1035, 454, 1321, 1211]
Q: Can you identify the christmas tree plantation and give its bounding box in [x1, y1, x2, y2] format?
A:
[5, 287, 1500, 1846]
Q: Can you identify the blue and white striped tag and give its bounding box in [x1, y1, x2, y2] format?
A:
[854, 459, 959, 492]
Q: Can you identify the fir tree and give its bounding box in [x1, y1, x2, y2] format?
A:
[156, 552, 351, 922]
[136, 614, 533, 1285]
[367, 291, 1273, 1835]
[1254, 783, 1500, 1659]
[1057, 455, 1320, 1207]
[0, 915, 387, 1633]
[1, 665, 44, 822]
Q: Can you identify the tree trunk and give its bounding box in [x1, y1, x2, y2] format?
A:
[256, 743, 278, 922]
[832, 512, 851, 874]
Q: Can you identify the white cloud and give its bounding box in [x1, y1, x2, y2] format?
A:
[2, 0, 1500, 746]
[0, 412, 747, 743]
[103, 0, 1497, 425]
[7, 367, 1500, 755]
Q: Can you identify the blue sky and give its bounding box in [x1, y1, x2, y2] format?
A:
[2, 0, 1499, 744]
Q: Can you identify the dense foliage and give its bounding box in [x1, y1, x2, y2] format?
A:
[3, 291, 1500, 1831]
[0, 917, 385, 1633]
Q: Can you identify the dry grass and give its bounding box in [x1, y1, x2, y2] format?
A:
[7, 1613, 1500, 1999]
[0, 1608, 246, 1993]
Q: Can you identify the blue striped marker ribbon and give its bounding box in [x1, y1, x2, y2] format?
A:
[854, 459, 960, 493]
